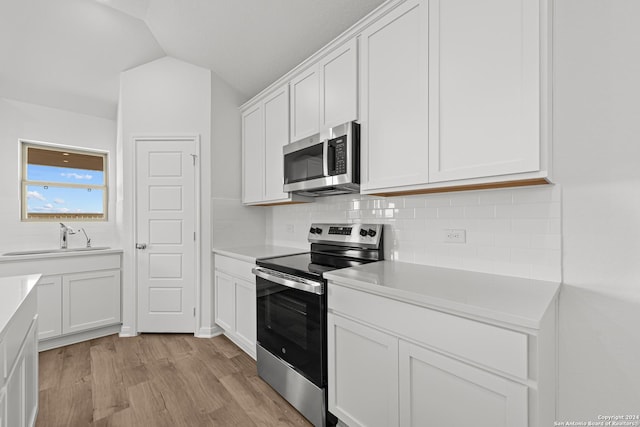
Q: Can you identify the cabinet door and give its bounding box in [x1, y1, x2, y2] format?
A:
[242, 103, 265, 204]
[328, 313, 399, 427]
[0, 388, 5, 427]
[290, 66, 320, 141]
[399, 341, 527, 427]
[6, 352, 25, 427]
[360, 0, 429, 191]
[36, 275, 62, 340]
[428, 0, 541, 182]
[320, 38, 358, 128]
[234, 278, 256, 352]
[23, 321, 37, 427]
[263, 85, 290, 202]
[62, 269, 121, 334]
[214, 271, 235, 332]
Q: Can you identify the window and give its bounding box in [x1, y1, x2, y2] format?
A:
[21, 141, 108, 221]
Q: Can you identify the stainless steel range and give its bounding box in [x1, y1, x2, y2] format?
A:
[252, 223, 384, 427]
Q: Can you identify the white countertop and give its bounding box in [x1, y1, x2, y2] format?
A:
[0, 274, 40, 335]
[213, 245, 307, 263]
[324, 261, 560, 330]
[0, 247, 123, 263]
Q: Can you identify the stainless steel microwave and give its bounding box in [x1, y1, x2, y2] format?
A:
[283, 121, 360, 197]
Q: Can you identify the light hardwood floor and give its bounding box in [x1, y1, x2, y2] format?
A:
[36, 334, 313, 426]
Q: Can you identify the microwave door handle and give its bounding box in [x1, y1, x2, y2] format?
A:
[322, 139, 329, 177]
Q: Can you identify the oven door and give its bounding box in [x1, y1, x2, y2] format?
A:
[254, 268, 325, 387]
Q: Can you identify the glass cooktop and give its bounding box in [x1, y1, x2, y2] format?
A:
[256, 252, 373, 282]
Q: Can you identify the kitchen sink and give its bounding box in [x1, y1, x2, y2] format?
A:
[2, 247, 111, 256]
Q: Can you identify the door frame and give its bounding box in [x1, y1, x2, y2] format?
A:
[131, 135, 201, 334]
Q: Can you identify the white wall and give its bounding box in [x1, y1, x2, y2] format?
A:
[210, 73, 266, 249]
[268, 185, 562, 281]
[0, 98, 117, 254]
[118, 56, 213, 337]
[554, 0, 640, 418]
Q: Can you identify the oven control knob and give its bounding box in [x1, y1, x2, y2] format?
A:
[309, 227, 316, 234]
[368, 229, 377, 237]
[315, 227, 323, 235]
[359, 229, 368, 237]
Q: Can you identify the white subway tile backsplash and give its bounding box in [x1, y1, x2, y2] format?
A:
[267, 186, 561, 281]
[478, 189, 514, 205]
[438, 206, 465, 219]
[464, 205, 496, 219]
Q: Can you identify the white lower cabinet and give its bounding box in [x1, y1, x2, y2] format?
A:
[1, 287, 38, 427]
[328, 314, 398, 427]
[36, 270, 121, 341]
[62, 270, 121, 334]
[214, 255, 257, 358]
[0, 388, 5, 427]
[328, 282, 556, 427]
[1, 252, 123, 350]
[398, 341, 527, 427]
[36, 275, 62, 340]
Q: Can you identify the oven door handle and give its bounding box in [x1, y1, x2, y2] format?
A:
[252, 267, 324, 295]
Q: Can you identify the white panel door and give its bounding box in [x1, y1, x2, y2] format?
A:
[136, 138, 197, 333]
[360, 0, 429, 191]
[399, 341, 528, 427]
[263, 86, 290, 202]
[428, 0, 541, 182]
[36, 275, 62, 340]
[328, 313, 399, 427]
[290, 66, 320, 141]
[320, 38, 358, 128]
[242, 104, 264, 204]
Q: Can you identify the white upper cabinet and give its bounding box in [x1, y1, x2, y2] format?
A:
[263, 86, 291, 202]
[242, 103, 264, 204]
[290, 67, 320, 141]
[290, 38, 359, 142]
[428, 0, 543, 182]
[320, 38, 359, 129]
[242, 84, 306, 205]
[359, 0, 429, 192]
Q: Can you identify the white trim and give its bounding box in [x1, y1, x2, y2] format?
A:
[196, 325, 224, 339]
[38, 324, 122, 351]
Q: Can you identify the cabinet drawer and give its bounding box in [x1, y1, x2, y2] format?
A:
[328, 284, 528, 379]
[214, 255, 255, 283]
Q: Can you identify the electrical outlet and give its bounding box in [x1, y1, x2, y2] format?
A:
[285, 224, 294, 233]
[444, 229, 466, 243]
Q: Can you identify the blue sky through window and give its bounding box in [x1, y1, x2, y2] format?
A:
[26, 165, 104, 214]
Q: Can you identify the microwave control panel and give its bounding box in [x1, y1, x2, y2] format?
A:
[329, 136, 347, 175]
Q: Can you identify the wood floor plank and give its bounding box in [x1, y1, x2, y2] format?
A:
[90, 340, 130, 421]
[37, 333, 313, 427]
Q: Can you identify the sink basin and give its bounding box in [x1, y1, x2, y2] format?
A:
[2, 247, 111, 256]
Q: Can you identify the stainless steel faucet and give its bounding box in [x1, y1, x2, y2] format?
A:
[80, 228, 91, 248]
[59, 223, 76, 249]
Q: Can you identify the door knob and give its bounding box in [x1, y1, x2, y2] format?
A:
[136, 243, 147, 250]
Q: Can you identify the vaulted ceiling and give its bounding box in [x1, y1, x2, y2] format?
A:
[0, 0, 385, 119]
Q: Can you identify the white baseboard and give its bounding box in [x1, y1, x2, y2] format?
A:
[119, 325, 138, 337]
[196, 325, 224, 338]
[38, 324, 122, 352]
